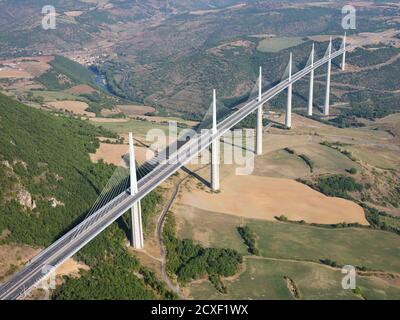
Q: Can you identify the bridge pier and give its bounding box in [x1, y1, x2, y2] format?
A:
[129, 132, 144, 249]
[308, 44, 315, 116]
[324, 37, 332, 116]
[211, 89, 220, 191]
[285, 52, 293, 129]
[256, 66, 263, 155]
[342, 32, 346, 71]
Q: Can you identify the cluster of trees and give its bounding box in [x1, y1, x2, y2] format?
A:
[54, 263, 155, 300]
[363, 205, 400, 235]
[346, 46, 400, 68]
[333, 95, 400, 124]
[284, 147, 295, 154]
[275, 215, 289, 222]
[319, 258, 339, 267]
[320, 141, 349, 148]
[346, 167, 358, 175]
[336, 52, 400, 92]
[275, 215, 365, 230]
[298, 154, 314, 172]
[237, 226, 259, 255]
[163, 215, 242, 290]
[139, 267, 177, 300]
[48, 55, 95, 86]
[314, 175, 363, 199]
[80, 92, 124, 116]
[320, 141, 357, 162]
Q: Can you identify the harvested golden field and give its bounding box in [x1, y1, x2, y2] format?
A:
[4, 79, 44, 91]
[64, 11, 84, 17]
[47, 100, 95, 117]
[0, 56, 53, 78]
[100, 108, 121, 117]
[18, 61, 52, 77]
[89, 117, 129, 123]
[179, 175, 369, 225]
[90, 143, 128, 166]
[90, 143, 154, 166]
[117, 104, 156, 116]
[65, 84, 97, 94]
[135, 115, 199, 128]
[0, 68, 31, 78]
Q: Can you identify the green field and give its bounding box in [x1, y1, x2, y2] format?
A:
[345, 144, 400, 170]
[31, 90, 81, 102]
[252, 149, 310, 179]
[257, 37, 305, 53]
[176, 207, 400, 273]
[248, 220, 400, 273]
[291, 144, 360, 174]
[91, 119, 170, 136]
[178, 207, 400, 299]
[176, 205, 248, 255]
[189, 258, 400, 300]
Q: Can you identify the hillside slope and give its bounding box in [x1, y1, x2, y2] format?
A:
[0, 93, 172, 299]
[0, 92, 116, 246]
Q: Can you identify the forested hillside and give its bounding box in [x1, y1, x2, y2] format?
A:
[0, 93, 171, 299]
[0, 93, 117, 246]
[0, 95, 114, 246]
[37, 55, 96, 90]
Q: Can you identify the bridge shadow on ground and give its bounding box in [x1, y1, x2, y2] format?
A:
[117, 215, 131, 243]
[181, 166, 211, 188]
[220, 136, 255, 154]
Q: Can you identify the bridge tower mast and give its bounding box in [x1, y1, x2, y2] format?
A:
[211, 89, 220, 191]
[342, 32, 347, 71]
[285, 52, 293, 128]
[256, 66, 263, 155]
[308, 43, 315, 116]
[324, 37, 332, 116]
[129, 132, 144, 249]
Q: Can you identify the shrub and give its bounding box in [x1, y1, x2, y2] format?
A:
[237, 226, 259, 255]
[346, 167, 358, 175]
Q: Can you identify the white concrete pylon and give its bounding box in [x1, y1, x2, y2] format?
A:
[258, 66, 262, 102]
[308, 43, 315, 116]
[256, 66, 263, 155]
[342, 32, 346, 71]
[211, 89, 220, 191]
[128, 132, 144, 249]
[285, 52, 293, 128]
[324, 37, 332, 116]
[212, 89, 217, 133]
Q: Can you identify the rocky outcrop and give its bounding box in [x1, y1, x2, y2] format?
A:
[47, 197, 64, 208]
[16, 187, 36, 210]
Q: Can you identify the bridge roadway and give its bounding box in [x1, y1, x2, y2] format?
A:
[0, 47, 346, 300]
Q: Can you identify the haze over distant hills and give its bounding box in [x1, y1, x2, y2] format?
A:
[1, 0, 400, 119]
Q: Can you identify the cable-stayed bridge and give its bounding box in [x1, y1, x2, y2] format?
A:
[0, 35, 350, 300]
